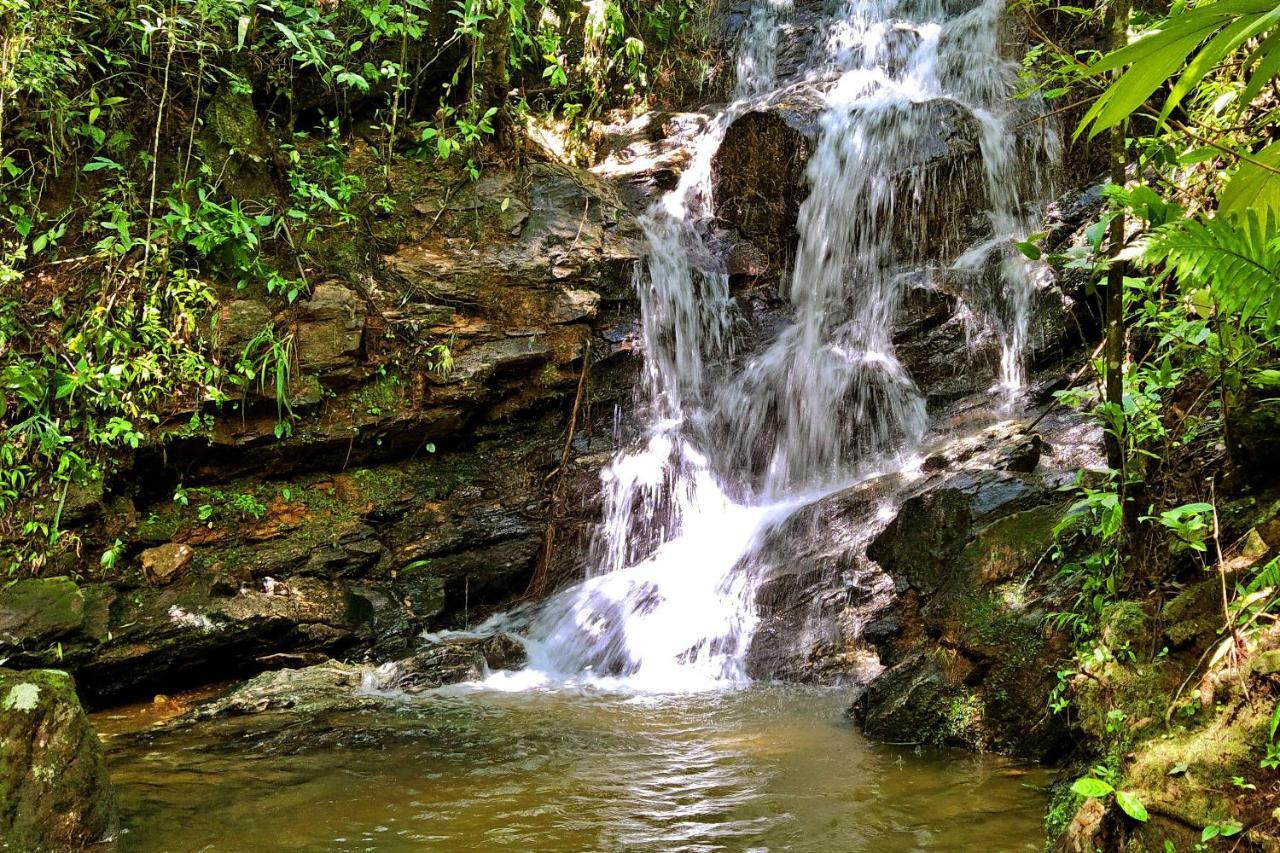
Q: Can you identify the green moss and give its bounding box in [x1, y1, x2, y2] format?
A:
[1121, 695, 1270, 833]
[205, 90, 271, 163]
[958, 586, 1044, 665]
[135, 507, 184, 544]
[941, 691, 983, 741]
[350, 370, 410, 416]
[1044, 783, 1084, 850]
[1101, 600, 1150, 650]
[0, 577, 85, 642]
[962, 503, 1064, 583]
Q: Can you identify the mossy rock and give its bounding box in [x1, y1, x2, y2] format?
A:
[1161, 580, 1222, 649]
[961, 502, 1064, 584]
[197, 89, 278, 203]
[0, 668, 117, 850]
[1123, 695, 1272, 835]
[1101, 600, 1151, 651]
[0, 577, 86, 649]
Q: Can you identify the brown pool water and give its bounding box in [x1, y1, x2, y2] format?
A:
[98, 685, 1050, 851]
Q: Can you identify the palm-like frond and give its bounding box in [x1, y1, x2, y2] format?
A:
[1145, 210, 1280, 328]
[1078, 0, 1280, 138]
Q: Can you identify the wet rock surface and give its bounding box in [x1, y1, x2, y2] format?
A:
[0, 668, 117, 850]
[176, 632, 527, 722]
[744, 408, 1101, 761]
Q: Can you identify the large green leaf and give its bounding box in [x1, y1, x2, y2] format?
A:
[1220, 140, 1280, 220]
[1147, 210, 1280, 329]
[1071, 777, 1116, 798]
[1079, 0, 1280, 137]
[1115, 791, 1150, 822]
[1159, 6, 1280, 125]
[1080, 29, 1214, 136]
[1241, 27, 1280, 104]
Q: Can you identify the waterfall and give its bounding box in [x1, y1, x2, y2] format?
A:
[483, 0, 1056, 691]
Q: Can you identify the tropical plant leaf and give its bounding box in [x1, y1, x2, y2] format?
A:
[1145, 210, 1280, 330]
[1220, 140, 1280, 221]
[1116, 791, 1150, 822]
[1079, 0, 1280, 138]
[1071, 777, 1115, 798]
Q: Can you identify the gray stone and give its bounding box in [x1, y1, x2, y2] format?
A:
[141, 543, 194, 586]
[217, 299, 274, 354]
[550, 289, 600, 324]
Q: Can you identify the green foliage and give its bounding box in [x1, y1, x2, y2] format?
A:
[1079, 0, 1280, 137]
[1145, 211, 1280, 331]
[1069, 774, 1149, 822]
[0, 0, 702, 573]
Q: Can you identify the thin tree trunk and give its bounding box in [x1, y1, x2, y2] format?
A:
[1104, 0, 1129, 476]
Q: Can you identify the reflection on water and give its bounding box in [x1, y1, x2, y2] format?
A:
[100, 686, 1048, 851]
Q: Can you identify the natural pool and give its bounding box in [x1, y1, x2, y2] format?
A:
[98, 684, 1050, 851]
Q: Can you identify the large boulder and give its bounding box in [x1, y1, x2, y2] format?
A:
[0, 669, 117, 850]
[711, 96, 991, 275]
[851, 458, 1075, 759]
[712, 105, 817, 270]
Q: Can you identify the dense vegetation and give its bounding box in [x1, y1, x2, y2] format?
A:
[0, 0, 710, 573]
[1021, 0, 1280, 843]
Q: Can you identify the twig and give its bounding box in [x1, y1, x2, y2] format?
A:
[525, 341, 592, 599]
[1025, 338, 1107, 432]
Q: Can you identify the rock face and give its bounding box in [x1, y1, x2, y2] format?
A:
[743, 410, 1101, 760]
[712, 106, 816, 269]
[850, 431, 1080, 759]
[5, 158, 642, 704]
[0, 668, 117, 850]
[294, 281, 366, 385]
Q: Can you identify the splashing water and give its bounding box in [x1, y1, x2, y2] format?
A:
[483, 0, 1057, 691]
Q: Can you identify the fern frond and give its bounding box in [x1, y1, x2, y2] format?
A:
[1145, 210, 1280, 329]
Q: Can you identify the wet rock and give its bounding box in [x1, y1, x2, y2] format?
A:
[187, 661, 378, 719]
[851, 459, 1074, 758]
[141, 542, 194, 586]
[712, 96, 991, 274]
[713, 105, 817, 270]
[0, 576, 85, 649]
[392, 633, 528, 690]
[295, 282, 365, 384]
[443, 337, 554, 386]
[387, 162, 640, 303]
[0, 573, 372, 704]
[743, 471, 903, 682]
[0, 668, 117, 849]
[183, 633, 527, 722]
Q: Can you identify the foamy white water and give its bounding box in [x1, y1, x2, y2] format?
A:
[479, 0, 1057, 692]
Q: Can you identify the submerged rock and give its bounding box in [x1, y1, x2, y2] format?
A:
[0, 668, 117, 850]
[180, 632, 528, 722]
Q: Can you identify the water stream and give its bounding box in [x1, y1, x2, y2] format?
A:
[483, 0, 1055, 690]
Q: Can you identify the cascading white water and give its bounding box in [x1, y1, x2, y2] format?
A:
[483, 0, 1056, 691]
